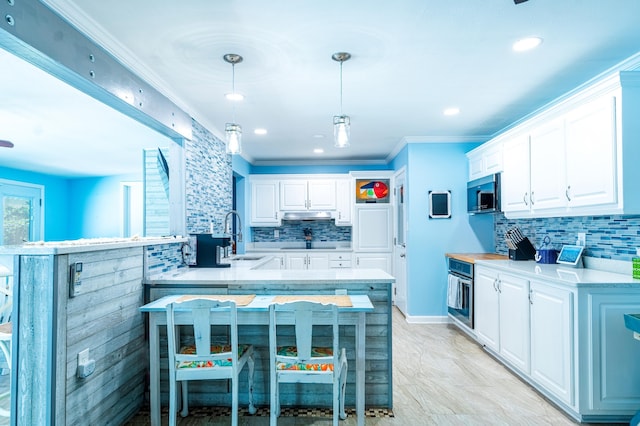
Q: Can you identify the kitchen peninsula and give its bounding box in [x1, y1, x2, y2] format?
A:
[0, 239, 394, 425]
[144, 254, 395, 418]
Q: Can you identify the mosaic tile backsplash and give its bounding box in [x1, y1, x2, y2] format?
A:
[253, 221, 351, 243]
[495, 213, 640, 261]
[144, 242, 187, 278]
[185, 119, 233, 234]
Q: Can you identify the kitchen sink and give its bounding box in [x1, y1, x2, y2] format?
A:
[280, 247, 337, 250]
[230, 255, 264, 261]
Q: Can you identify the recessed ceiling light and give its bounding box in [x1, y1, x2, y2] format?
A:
[443, 107, 460, 116]
[313, 148, 324, 154]
[513, 36, 543, 52]
[254, 128, 267, 135]
[225, 92, 244, 101]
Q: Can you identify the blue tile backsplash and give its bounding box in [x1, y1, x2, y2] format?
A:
[494, 213, 640, 261]
[185, 119, 233, 234]
[253, 221, 351, 243]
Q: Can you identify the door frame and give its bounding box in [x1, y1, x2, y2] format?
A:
[392, 167, 408, 315]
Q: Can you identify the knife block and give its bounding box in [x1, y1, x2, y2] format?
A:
[508, 237, 537, 260]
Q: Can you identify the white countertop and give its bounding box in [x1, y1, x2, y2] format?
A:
[0, 236, 187, 255]
[246, 242, 352, 252]
[147, 255, 394, 285]
[475, 259, 639, 286]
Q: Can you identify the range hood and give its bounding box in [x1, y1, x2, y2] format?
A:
[281, 211, 333, 221]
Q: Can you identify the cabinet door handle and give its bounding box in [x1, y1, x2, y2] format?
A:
[529, 288, 533, 305]
[275, 212, 278, 219]
[400, 253, 406, 258]
[523, 193, 529, 206]
[493, 278, 498, 292]
[530, 191, 535, 205]
[565, 185, 572, 201]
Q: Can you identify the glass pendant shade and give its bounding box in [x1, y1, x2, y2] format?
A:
[225, 123, 242, 154]
[333, 115, 350, 148]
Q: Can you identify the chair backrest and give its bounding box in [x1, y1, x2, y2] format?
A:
[0, 271, 12, 324]
[166, 298, 239, 370]
[269, 301, 339, 365]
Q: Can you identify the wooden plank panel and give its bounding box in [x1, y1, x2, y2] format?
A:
[61, 248, 147, 426]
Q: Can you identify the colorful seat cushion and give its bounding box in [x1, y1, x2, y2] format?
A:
[177, 344, 249, 368]
[275, 346, 334, 371]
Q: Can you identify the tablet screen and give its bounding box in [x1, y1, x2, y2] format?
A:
[557, 245, 584, 266]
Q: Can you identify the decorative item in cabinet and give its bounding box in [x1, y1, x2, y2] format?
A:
[355, 179, 389, 204]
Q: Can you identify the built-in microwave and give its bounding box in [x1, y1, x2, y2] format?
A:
[467, 173, 501, 214]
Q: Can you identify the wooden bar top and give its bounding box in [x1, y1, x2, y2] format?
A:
[445, 253, 509, 263]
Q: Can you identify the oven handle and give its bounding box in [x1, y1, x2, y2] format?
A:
[448, 272, 472, 287]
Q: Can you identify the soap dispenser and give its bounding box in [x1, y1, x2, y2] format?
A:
[633, 248, 640, 279]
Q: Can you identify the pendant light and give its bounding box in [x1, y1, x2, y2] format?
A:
[223, 53, 243, 155]
[332, 52, 351, 148]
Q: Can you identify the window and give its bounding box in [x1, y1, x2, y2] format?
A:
[0, 180, 43, 244]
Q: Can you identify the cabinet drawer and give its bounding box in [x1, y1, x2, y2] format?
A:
[329, 253, 352, 261]
[330, 260, 352, 268]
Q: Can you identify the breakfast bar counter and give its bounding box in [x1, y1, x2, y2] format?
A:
[142, 261, 395, 423]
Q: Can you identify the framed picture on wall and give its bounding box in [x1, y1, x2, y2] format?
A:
[429, 190, 451, 219]
[355, 179, 390, 203]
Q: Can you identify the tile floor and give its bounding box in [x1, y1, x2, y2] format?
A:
[125, 307, 613, 425]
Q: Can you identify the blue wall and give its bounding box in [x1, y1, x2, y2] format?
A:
[68, 174, 140, 239]
[404, 142, 492, 317]
[0, 166, 143, 241]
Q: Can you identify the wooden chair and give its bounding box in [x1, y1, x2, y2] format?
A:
[165, 298, 256, 426]
[268, 301, 348, 426]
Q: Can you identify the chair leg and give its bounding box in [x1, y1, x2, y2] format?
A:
[333, 378, 340, 426]
[270, 373, 279, 426]
[180, 380, 189, 418]
[232, 374, 239, 426]
[168, 377, 177, 426]
[247, 353, 257, 415]
[339, 349, 348, 420]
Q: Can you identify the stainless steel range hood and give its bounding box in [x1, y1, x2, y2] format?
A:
[281, 211, 333, 221]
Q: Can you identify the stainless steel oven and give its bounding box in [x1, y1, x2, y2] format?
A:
[447, 258, 474, 331]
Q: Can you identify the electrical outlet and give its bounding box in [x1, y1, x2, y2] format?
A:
[78, 348, 90, 366]
[274, 229, 279, 239]
[577, 232, 586, 246]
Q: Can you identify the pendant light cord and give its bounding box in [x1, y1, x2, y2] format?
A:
[339, 60, 344, 115]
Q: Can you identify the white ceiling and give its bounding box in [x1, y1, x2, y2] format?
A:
[2, 0, 640, 176]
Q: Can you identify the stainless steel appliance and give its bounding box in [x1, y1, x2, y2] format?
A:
[467, 173, 501, 214]
[447, 257, 474, 331]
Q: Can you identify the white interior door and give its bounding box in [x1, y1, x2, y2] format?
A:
[393, 169, 407, 315]
[0, 179, 43, 244]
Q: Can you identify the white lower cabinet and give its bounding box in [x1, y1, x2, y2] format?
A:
[329, 252, 352, 268]
[475, 266, 530, 373]
[353, 253, 392, 275]
[529, 280, 574, 406]
[285, 252, 329, 270]
[473, 264, 640, 422]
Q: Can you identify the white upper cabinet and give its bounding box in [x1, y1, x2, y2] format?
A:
[280, 179, 336, 211]
[564, 94, 617, 208]
[335, 178, 353, 226]
[501, 133, 532, 215]
[529, 118, 567, 211]
[467, 141, 504, 181]
[249, 178, 280, 226]
[498, 75, 632, 219]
